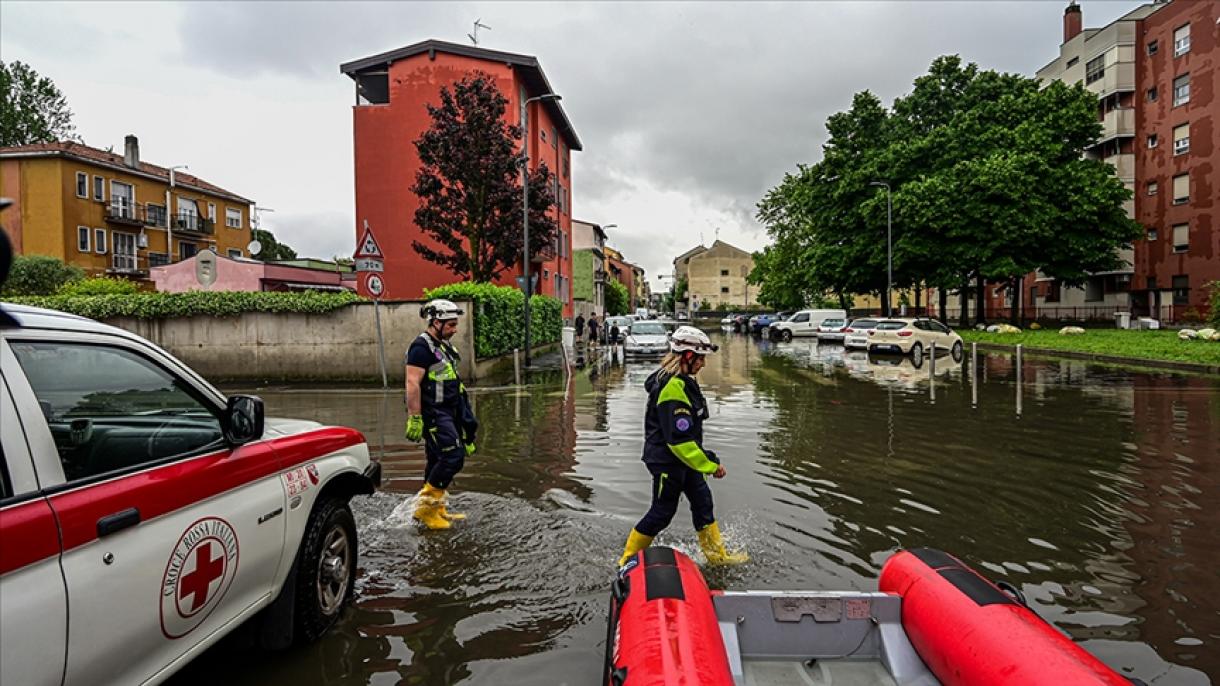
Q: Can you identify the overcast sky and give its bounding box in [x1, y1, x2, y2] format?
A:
[1, 1, 1138, 291]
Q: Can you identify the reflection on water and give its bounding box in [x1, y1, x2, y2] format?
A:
[171, 334, 1217, 686]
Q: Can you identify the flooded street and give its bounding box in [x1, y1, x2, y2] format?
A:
[173, 332, 1218, 686]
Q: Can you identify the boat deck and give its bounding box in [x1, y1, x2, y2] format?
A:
[741, 658, 899, 686]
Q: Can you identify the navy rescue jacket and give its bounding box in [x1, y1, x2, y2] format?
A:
[406, 332, 478, 440]
[642, 369, 720, 473]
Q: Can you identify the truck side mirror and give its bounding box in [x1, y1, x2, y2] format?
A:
[224, 395, 264, 446]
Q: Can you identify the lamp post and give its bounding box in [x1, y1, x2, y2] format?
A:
[166, 165, 188, 263]
[869, 181, 892, 317]
[521, 92, 562, 368]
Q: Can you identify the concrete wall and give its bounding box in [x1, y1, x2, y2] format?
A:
[105, 301, 478, 383]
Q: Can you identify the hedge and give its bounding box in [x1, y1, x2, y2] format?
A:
[1, 255, 84, 296]
[2, 290, 364, 319]
[56, 276, 142, 296]
[424, 281, 561, 358]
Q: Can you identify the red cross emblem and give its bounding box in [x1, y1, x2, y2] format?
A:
[179, 542, 225, 612]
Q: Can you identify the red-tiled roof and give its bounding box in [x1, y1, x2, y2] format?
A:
[0, 141, 253, 204]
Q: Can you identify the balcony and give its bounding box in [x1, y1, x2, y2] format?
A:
[1095, 246, 1135, 277]
[531, 243, 557, 263]
[1086, 62, 1135, 98]
[1097, 108, 1135, 144]
[107, 252, 147, 276]
[105, 198, 145, 226]
[172, 213, 215, 236]
[1103, 153, 1135, 181]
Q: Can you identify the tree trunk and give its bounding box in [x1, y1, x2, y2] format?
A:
[975, 274, 987, 325]
[880, 290, 889, 318]
[939, 288, 949, 323]
[838, 292, 849, 310]
[915, 286, 923, 311]
[1010, 275, 1023, 326]
[959, 280, 970, 329]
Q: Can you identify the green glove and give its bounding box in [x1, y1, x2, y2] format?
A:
[465, 442, 477, 456]
[405, 414, 423, 441]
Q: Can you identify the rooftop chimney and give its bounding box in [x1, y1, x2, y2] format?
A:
[1063, 2, 1083, 43]
[123, 135, 140, 169]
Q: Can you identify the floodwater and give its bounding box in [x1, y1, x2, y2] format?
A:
[171, 332, 1218, 685]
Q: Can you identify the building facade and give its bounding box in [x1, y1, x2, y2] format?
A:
[682, 240, 758, 310]
[151, 253, 354, 293]
[603, 246, 637, 312]
[0, 136, 253, 280]
[1033, 0, 1217, 321]
[571, 219, 608, 319]
[341, 40, 581, 316]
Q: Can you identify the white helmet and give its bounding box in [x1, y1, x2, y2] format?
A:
[670, 325, 718, 355]
[421, 299, 463, 322]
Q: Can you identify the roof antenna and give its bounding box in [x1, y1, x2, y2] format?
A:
[468, 18, 491, 45]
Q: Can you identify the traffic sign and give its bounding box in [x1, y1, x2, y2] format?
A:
[354, 258, 383, 272]
[365, 273, 384, 298]
[354, 220, 383, 259]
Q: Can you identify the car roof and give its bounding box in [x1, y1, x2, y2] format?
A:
[0, 303, 142, 339]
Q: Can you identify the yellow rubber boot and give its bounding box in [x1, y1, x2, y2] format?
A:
[617, 529, 654, 568]
[697, 522, 748, 565]
[438, 491, 466, 521]
[413, 483, 452, 530]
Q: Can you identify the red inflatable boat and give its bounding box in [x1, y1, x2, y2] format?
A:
[605, 547, 1137, 686]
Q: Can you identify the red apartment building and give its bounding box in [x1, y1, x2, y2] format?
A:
[340, 41, 581, 315]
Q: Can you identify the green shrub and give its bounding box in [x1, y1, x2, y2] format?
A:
[56, 276, 141, 296]
[3, 290, 364, 319]
[1208, 281, 1220, 327]
[1, 255, 83, 296]
[424, 281, 561, 358]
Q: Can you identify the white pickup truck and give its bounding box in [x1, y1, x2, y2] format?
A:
[0, 304, 381, 686]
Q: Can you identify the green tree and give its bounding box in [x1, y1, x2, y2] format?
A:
[1, 61, 79, 146]
[606, 279, 629, 316]
[252, 228, 298, 261]
[1, 255, 83, 296]
[412, 72, 558, 283]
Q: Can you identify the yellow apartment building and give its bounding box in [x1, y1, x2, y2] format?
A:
[0, 136, 254, 279]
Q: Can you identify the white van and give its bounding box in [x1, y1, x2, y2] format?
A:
[634, 307, 650, 320]
[770, 309, 848, 340]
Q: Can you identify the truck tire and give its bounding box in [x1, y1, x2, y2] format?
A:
[293, 498, 357, 643]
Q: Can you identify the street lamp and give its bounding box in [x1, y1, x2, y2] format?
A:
[869, 181, 892, 317]
[522, 92, 562, 368]
[166, 165, 188, 262]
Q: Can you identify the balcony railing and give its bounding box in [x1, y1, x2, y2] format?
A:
[172, 213, 215, 235]
[1097, 108, 1135, 143]
[108, 252, 146, 275]
[105, 198, 145, 226]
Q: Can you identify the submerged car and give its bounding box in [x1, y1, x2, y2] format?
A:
[843, 318, 880, 349]
[815, 317, 848, 342]
[623, 321, 671, 357]
[867, 317, 963, 359]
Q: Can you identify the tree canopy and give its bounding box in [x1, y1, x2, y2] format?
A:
[412, 72, 558, 283]
[252, 229, 298, 261]
[1, 61, 79, 146]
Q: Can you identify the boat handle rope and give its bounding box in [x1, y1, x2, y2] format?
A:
[995, 580, 1029, 608]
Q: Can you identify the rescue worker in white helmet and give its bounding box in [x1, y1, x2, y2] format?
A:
[404, 299, 478, 529]
[616, 326, 748, 566]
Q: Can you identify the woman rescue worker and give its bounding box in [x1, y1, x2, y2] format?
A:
[616, 325, 748, 567]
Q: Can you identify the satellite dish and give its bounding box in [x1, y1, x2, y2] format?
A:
[247, 240, 263, 256]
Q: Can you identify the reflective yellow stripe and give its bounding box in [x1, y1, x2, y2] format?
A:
[668, 441, 718, 474]
[657, 377, 691, 406]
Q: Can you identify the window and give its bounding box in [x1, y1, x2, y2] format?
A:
[1045, 280, 1061, 303]
[720, 269, 729, 277]
[225, 207, 242, 228]
[110, 181, 135, 219]
[1147, 40, 1158, 56]
[148, 252, 170, 267]
[1172, 174, 1189, 204]
[1173, 24, 1190, 57]
[1172, 223, 1189, 253]
[77, 226, 90, 252]
[8, 342, 224, 482]
[1172, 123, 1189, 155]
[227, 249, 242, 259]
[1085, 55, 1105, 85]
[1147, 86, 1157, 102]
[1085, 278, 1103, 302]
[792, 312, 810, 323]
[1147, 227, 1158, 241]
[147, 203, 167, 227]
[179, 242, 197, 260]
[1172, 275, 1190, 304]
[1147, 133, 1158, 149]
[720, 286, 730, 294]
[75, 172, 88, 198]
[92, 175, 104, 201]
[1066, 56, 1079, 68]
[1147, 181, 1158, 196]
[551, 126, 557, 148]
[540, 129, 547, 143]
[1173, 74, 1190, 106]
[207, 203, 216, 221]
[94, 228, 107, 254]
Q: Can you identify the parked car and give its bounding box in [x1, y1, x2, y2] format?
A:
[0, 304, 381, 686]
[867, 317, 963, 359]
[770, 309, 848, 341]
[729, 314, 750, 332]
[843, 318, 880, 349]
[623, 320, 672, 357]
[815, 317, 848, 342]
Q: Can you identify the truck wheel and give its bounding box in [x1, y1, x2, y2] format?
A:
[781, 330, 793, 342]
[294, 498, 357, 643]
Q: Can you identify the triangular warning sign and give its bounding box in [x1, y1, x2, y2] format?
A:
[354, 223, 383, 259]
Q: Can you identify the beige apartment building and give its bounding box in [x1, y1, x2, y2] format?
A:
[678, 240, 758, 310]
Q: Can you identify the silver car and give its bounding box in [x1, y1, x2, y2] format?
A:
[843, 318, 880, 349]
[815, 317, 847, 342]
[623, 321, 671, 357]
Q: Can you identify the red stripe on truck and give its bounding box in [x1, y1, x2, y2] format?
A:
[0, 498, 61, 576]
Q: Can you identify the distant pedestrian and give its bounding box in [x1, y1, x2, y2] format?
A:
[575, 313, 585, 342]
[588, 314, 599, 347]
[610, 322, 621, 345]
